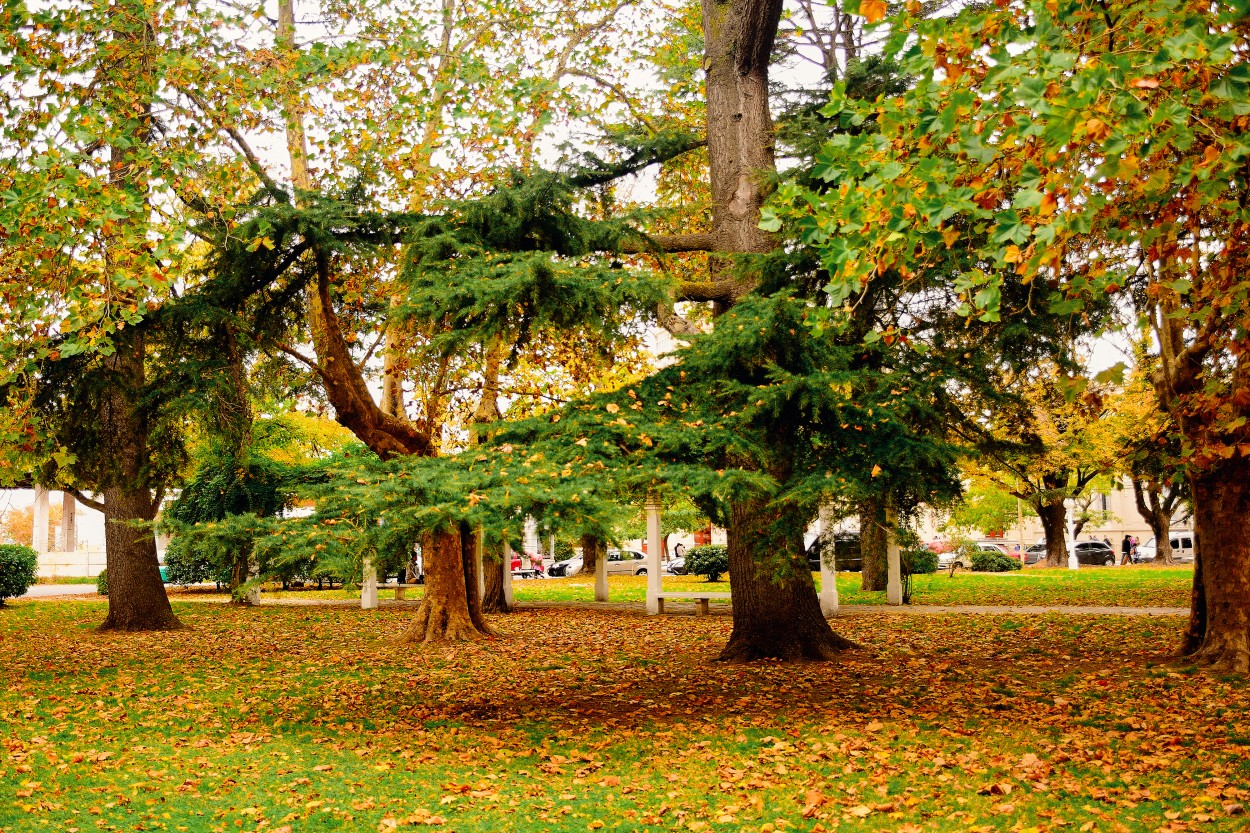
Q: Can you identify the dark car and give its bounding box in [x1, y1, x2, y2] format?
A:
[1073, 541, 1117, 566]
[806, 533, 863, 572]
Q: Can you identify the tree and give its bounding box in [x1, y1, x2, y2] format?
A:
[782, 0, 1250, 668]
[943, 475, 1034, 540]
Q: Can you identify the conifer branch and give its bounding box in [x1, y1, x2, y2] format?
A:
[621, 232, 715, 254]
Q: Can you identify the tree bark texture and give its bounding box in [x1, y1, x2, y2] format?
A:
[1180, 535, 1206, 657]
[701, 0, 783, 302]
[578, 534, 604, 576]
[481, 540, 509, 613]
[716, 498, 855, 662]
[859, 497, 887, 591]
[402, 526, 489, 644]
[1181, 459, 1250, 671]
[1133, 479, 1175, 564]
[1036, 500, 1068, 567]
[97, 334, 180, 632]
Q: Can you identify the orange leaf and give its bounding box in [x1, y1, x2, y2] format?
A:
[859, 0, 888, 23]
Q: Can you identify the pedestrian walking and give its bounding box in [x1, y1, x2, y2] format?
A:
[1121, 534, 1132, 566]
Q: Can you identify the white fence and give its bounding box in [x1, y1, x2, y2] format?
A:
[38, 549, 106, 579]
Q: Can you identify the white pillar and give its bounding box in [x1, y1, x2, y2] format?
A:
[61, 492, 77, 552]
[361, 554, 379, 609]
[502, 542, 515, 607]
[885, 505, 903, 605]
[594, 543, 608, 602]
[475, 525, 485, 599]
[645, 496, 663, 614]
[1066, 499, 1079, 570]
[32, 486, 50, 554]
[817, 505, 839, 617]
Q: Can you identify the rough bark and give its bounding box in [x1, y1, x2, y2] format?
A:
[1181, 459, 1250, 671]
[578, 534, 603, 576]
[1180, 534, 1206, 656]
[717, 498, 855, 662]
[1133, 478, 1175, 564]
[859, 497, 887, 591]
[402, 526, 489, 644]
[97, 335, 180, 632]
[1036, 500, 1068, 567]
[481, 541, 509, 613]
[458, 523, 494, 634]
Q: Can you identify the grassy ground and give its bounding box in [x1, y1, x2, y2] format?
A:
[34, 576, 97, 585]
[0, 599, 1242, 832]
[166, 565, 1194, 609]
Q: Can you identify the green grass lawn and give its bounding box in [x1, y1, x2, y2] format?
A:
[0, 598, 1243, 832]
[176, 565, 1194, 609]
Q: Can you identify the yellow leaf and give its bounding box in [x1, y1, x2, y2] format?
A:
[871, 464, 882, 477]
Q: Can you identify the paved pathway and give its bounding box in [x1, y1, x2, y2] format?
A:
[14, 589, 1188, 617]
[20, 584, 99, 598]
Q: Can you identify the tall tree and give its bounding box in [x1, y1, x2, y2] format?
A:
[784, 0, 1250, 668]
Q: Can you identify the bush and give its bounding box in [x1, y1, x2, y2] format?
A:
[554, 538, 575, 561]
[903, 547, 939, 575]
[686, 545, 729, 582]
[96, 568, 108, 596]
[971, 551, 1023, 572]
[163, 537, 220, 585]
[0, 544, 38, 603]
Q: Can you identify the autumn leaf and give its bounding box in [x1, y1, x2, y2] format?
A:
[859, 0, 888, 23]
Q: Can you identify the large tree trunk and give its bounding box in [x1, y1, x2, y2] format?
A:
[859, 497, 887, 590]
[1036, 500, 1068, 567]
[1181, 459, 1250, 671]
[403, 526, 491, 643]
[702, 0, 782, 299]
[578, 534, 603, 576]
[716, 499, 854, 662]
[1180, 533, 1206, 656]
[1133, 479, 1175, 564]
[100, 485, 181, 632]
[458, 523, 493, 633]
[481, 541, 509, 613]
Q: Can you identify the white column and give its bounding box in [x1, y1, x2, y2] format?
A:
[475, 525, 485, 599]
[1066, 499, 1079, 570]
[61, 492, 77, 552]
[818, 505, 839, 617]
[885, 505, 903, 605]
[502, 542, 515, 607]
[594, 543, 608, 602]
[361, 554, 379, 609]
[32, 486, 50, 554]
[645, 496, 663, 614]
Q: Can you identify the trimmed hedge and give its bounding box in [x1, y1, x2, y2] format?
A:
[903, 547, 940, 575]
[96, 568, 109, 596]
[686, 545, 729, 582]
[971, 551, 1023, 572]
[0, 544, 38, 603]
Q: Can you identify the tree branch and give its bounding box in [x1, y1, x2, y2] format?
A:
[64, 486, 106, 514]
[621, 232, 715, 254]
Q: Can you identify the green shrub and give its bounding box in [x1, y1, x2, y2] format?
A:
[686, 545, 729, 582]
[163, 537, 221, 585]
[96, 568, 108, 596]
[554, 538, 575, 561]
[0, 544, 38, 603]
[903, 547, 939, 575]
[970, 551, 1022, 572]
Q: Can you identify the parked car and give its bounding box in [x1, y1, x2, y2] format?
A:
[666, 556, 687, 575]
[1135, 534, 1195, 564]
[1024, 543, 1047, 565]
[606, 549, 648, 575]
[938, 541, 1012, 570]
[1072, 540, 1117, 566]
[547, 555, 583, 577]
[806, 533, 863, 572]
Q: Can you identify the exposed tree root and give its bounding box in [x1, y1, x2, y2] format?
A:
[715, 629, 858, 663]
[400, 597, 490, 645]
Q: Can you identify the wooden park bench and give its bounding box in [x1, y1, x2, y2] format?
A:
[654, 591, 731, 616]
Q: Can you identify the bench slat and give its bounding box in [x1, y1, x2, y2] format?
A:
[654, 591, 731, 599]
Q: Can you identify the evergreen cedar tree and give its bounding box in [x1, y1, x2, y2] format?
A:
[771, 0, 1250, 670]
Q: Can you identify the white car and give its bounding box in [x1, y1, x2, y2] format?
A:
[938, 542, 1011, 569]
[1136, 534, 1195, 564]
